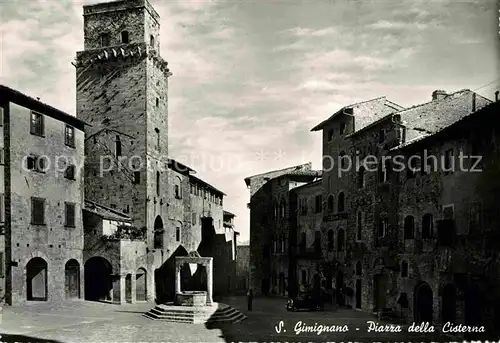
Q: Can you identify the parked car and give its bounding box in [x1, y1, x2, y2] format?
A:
[286, 292, 323, 311]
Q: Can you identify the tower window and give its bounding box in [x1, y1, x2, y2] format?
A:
[156, 98, 159, 107]
[150, 35, 155, 47]
[121, 31, 129, 44]
[115, 135, 122, 157]
[133, 171, 140, 184]
[176, 227, 181, 242]
[156, 171, 160, 196]
[155, 128, 160, 151]
[100, 33, 110, 47]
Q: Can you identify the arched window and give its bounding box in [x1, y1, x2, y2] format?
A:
[121, 31, 129, 43]
[115, 135, 122, 157]
[156, 171, 160, 196]
[401, 261, 409, 278]
[339, 151, 347, 168]
[281, 200, 286, 218]
[355, 261, 362, 276]
[327, 229, 334, 251]
[357, 166, 365, 189]
[327, 195, 334, 212]
[337, 229, 345, 252]
[155, 128, 160, 151]
[422, 213, 433, 238]
[150, 34, 155, 47]
[404, 215, 415, 239]
[273, 202, 278, 219]
[356, 211, 362, 240]
[174, 176, 181, 199]
[337, 192, 345, 212]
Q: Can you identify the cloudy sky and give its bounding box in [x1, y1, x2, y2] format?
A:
[1, 0, 499, 243]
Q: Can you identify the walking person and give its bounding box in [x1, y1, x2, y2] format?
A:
[247, 289, 253, 311]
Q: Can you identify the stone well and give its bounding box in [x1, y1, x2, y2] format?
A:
[175, 291, 207, 306]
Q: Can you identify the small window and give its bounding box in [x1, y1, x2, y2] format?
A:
[378, 218, 388, 237]
[27, 155, 47, 173]
[327, 230, 334, 251]
[133, 171, 140, 184]
[156, 171, 160, 196]
[155, 128, 160, 151]
[150, 34, 155, 47]
[327, 129, 334, 141]
[404, 216, 415, 239]
[65, 202, 76, 227]
[192, 212, 197, 225]
[176, 227, 181, 242]
[65, 125, 75, 147]
[31, 197, 45, 225]
[401, 261, 409, 278]
[357, 166, 365, 189]
[356, 211, 362, 240]
[340, 122, 346, 135]
[0, 148, 4, 165]
[337, 192, 345, 212]
[115, 136, 122, 157]
[327, 195, 334, 212]
[30, 111, 44, 136]
[156, 98, 159, 107]
[0, 106, 4, 127]
[121, 31, 129, 44]
[101, 33, 110, 47]
[422, 213, 434, 238]
[64, 165, 76, 180]
[0, 193, 4, 223]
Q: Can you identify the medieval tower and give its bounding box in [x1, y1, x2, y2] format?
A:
[75, 0, 170, 247]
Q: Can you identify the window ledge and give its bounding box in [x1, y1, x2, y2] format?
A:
[30, 133, 45, 138]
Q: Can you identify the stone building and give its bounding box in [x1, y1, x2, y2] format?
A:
[0, 85, 86, 305]
[288, 179, 323, 296]
[245, 163, 321, 296]
[235, 244, 250, 294]
[310, 97, 403, 307]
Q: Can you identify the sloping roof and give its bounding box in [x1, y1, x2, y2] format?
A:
[346, 112, 395, 138]
[84, 199, 132, 222]
[0, 84, 90, 130]
[396, 89, 492, 143]
[223, 210, 236, 217]
[189, 174, 226, 196]
[168, 158, 196, 174]
[391, 100, 499, 151]
[244, 162, 313, 187]
[290, 178, 323, 192]
[270, 169, 322, 182]
[310, 96, 404, 132]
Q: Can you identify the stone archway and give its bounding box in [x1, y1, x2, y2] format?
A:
[136, 268, 147, 301]
[26, 257, 48, 301]
[414, 282, 433, 323]
[442, 283, 456, 323]
[84, 256, 112, 301]
[65, 259, 80, 300]
[154, 215, 164, 249]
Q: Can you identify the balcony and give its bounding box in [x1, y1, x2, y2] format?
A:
[323, 212, 348, 222]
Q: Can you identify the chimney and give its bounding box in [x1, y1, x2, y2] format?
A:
[495, 91, 499, 102]
[472, 92, 476, 112]
[432, 90, 447, 101]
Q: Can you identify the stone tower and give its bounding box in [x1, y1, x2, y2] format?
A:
[74, 0, 171, 249]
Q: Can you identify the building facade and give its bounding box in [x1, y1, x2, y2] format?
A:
[0, 85, 86, 305]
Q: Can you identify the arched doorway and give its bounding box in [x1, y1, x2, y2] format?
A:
[125, 274, 132, 303]
[154, 216, 164, 249]
[355, 279, 362, 309]
[26, 257, 48, 301]
[155, 245, 188, 303]
[65, 259, 80, 300]
[464, 283, 482, 327]
[84, 256, 112, 302]
[442, 283, 456, 323]
[373, 274, 388, 311]
[414, 282, 433, 323]
[136, 268, 147, 301]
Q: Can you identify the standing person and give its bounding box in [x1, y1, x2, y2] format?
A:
[247, 289, 253, 311]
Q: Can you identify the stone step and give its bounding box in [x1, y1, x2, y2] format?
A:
[144, 303, 247, 324]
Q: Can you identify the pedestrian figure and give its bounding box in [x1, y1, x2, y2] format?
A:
[247, 289, 253, 311]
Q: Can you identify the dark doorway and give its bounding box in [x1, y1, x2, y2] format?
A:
[336, 271, 344, 306]
[84, 256, 112, 301]
[442, 283, 456, 323]
[65, 259, 80, 300]
[26, 257, 48, 301]
[373, 274, 388, 311]
[414, 282, 433, 323]
[125, 274, 132, 303]
[464, 283, 482, 327]
[355, 279, 362, 309]
[136, 268, 147, 301]
[154, 245, 188, 303]
[261, 278, 270, 295]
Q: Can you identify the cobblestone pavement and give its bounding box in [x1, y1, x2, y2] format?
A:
[0, 297, 485, 342]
